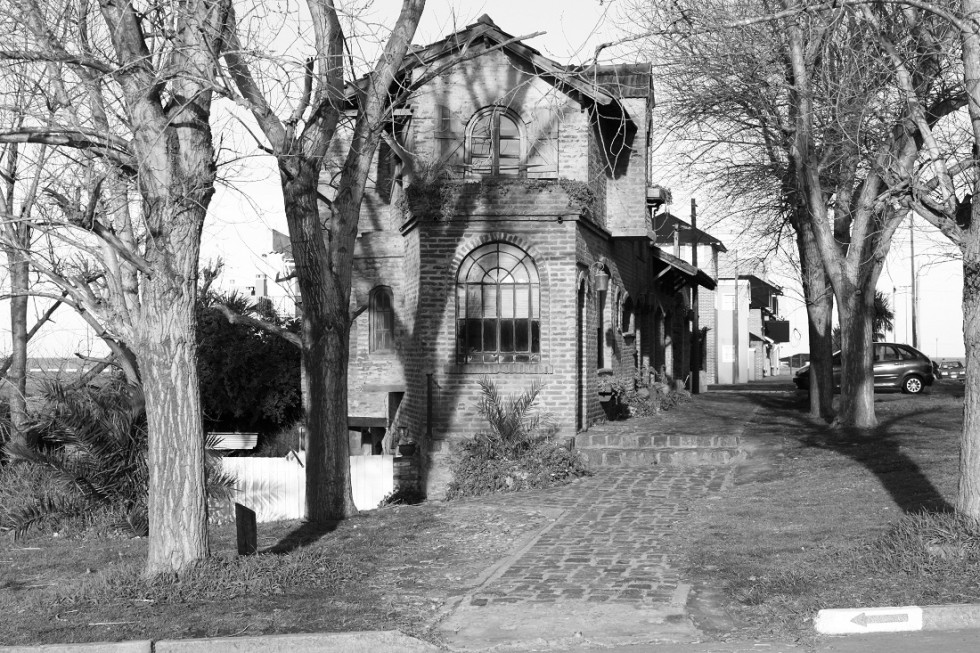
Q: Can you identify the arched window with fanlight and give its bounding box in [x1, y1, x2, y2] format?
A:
[369, 286, 394, 353]
[465, 107, 525, 177]
[456, 242, 540, 363]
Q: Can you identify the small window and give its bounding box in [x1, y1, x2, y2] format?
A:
[369, 287, 394, 353]
[466, 107, 525, 177]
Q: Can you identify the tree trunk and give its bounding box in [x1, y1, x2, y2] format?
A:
[961, 245, 980, 516]
[138, 199, 210, 576]
[283, 161, 356, 522]
[957, 0, 980, 519]
[836, 285, 877, 429]
[141, 303, 208, 575]
[5, 245, 29, 448]
[796, 219, 834, 420]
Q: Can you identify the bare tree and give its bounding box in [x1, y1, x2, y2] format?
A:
[218, 0, 426, 521]
[634, 0, 960, 427]
[635, 0, 837, 419]
[868, 0, 980, 516]
[1, 0, 229, 574]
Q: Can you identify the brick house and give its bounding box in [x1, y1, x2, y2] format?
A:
[335, 16, 718, 496]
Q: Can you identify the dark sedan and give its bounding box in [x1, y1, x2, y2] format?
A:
[938, 360, 965, 380]
[793, 342, 936, 394]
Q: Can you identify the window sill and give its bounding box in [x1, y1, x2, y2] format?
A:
[445, 363, 553, 375]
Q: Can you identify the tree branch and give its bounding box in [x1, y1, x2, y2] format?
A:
[213, 304, 302, 348]
[0, 49, 115, 74]
[219, 5, 287, 150]
[43, 185, 154, 277]
[0, 129, 136, 173]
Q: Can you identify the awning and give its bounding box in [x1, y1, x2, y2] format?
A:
[649, 246, 717, 293]
[749, 330, 775, 345]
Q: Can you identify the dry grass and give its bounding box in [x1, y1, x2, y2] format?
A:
[683, 383, 980, 643]
[0, 500, 551, 646]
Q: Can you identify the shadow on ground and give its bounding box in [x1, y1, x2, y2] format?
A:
[735, 387, 954, 514]
[267, 520, 341, 554]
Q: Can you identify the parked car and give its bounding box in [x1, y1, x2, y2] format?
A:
[938, 360, 965, 381]
[793, 342, 936, 394]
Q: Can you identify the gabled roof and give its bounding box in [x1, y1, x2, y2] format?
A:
[652, 212, 727, 252]
[404, 15, 616, 105]
[650, 246, 717, 292]
[348, 14, 649, 108]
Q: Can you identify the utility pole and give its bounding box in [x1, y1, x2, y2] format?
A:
[691, 198, 701, 394]
[910, 216, 918, 348]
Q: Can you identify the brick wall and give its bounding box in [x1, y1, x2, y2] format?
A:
[603, 97, 648, 236]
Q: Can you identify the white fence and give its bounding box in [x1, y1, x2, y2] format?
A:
[221, 452, 394, 522]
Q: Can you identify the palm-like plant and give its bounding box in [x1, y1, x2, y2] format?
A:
[3, 378, 232, 538]
[873, 290, 895, 341]
[475, 377, 548, 458]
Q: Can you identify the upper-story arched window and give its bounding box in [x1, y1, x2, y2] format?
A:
[369, 286, 394, 353]
[456, 242, 540, 363]
[465, 107, 525, 178]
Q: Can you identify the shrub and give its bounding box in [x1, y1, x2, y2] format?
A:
[2, 379, 233, 539]
[606, 372, 691, 420]
[446, 378, 589, 500]
[379, 486, 426, 507]
[197, 291, 302, 437]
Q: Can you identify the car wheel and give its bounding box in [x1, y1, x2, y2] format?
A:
[902, 375, 924, 394]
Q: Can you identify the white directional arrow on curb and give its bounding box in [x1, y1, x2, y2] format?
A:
[814, 606, 923, 634]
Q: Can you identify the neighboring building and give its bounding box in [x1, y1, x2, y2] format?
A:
[309, 15, 719, 495]
[223, 235, 299, 319]
[651, 211, 728, 386]
[714, 270, 789, 384]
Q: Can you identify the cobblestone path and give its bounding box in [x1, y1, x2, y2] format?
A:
[467, 466, 730, 607]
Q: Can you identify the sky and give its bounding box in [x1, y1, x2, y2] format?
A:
[1, 0, 968, 361]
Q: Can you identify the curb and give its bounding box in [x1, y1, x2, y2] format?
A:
[814, 604, 980, 635]
[0, 631, 440, 653]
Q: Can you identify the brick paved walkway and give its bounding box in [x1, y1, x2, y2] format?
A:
[466, 466, 730, 607]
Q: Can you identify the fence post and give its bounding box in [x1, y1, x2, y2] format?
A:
[235, 503, 258, 556]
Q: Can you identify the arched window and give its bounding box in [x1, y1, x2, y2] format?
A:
[465, 107, 524, 177]
[369, 286, 394, 353]
[456, 242, 540, 363]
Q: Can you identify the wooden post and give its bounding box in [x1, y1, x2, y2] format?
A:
[235, 503, 257, 556]
[691, 198, 701, 394]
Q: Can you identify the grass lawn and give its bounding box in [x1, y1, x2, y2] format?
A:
[0, 498, 551, 646]
[684, 382, 980, 644]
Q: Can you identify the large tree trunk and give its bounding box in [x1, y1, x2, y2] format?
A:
[961, 242, 980, 517]
[134, 140, 213, 572]
[5, 244, 29, 448]
[283, 161, 356, 522]
[796, 218, 834, 420]
[138, 196, 209, 575]
[836, 283, 877, 429]
[957, 0, 980, 519]
[141, 299, 208, 575]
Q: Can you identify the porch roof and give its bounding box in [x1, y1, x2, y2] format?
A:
[649, 246, 717, 293]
